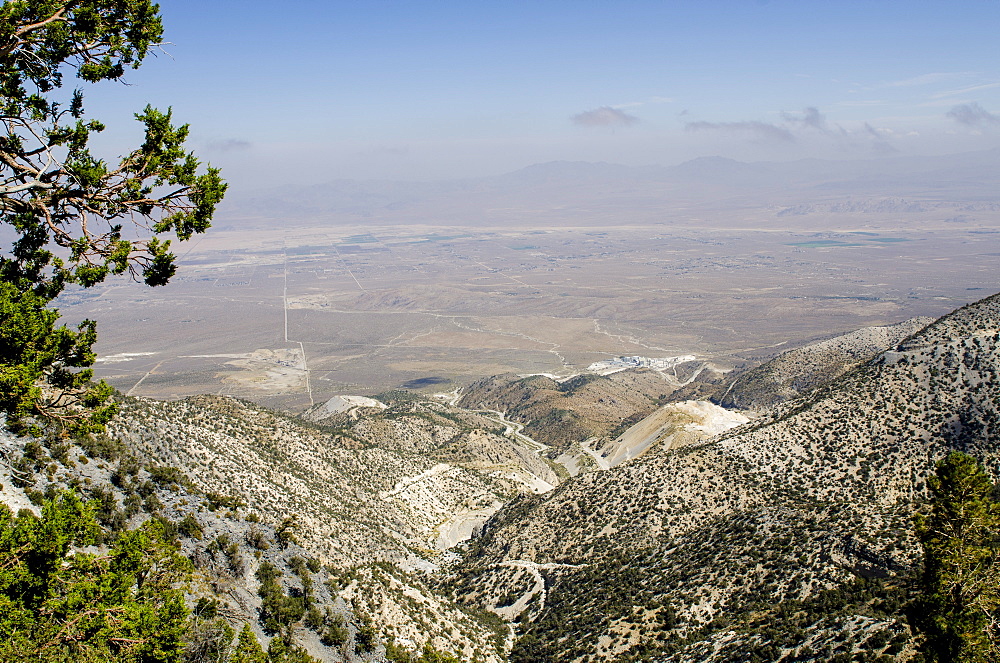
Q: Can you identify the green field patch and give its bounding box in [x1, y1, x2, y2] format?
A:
[341, 234, 379, 243]
[415, 233, 473, 242]
[787, 240, 864, 248]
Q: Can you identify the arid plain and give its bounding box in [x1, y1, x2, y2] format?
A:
[50, 153, 1000, 411]
[57, 201, 999, 413]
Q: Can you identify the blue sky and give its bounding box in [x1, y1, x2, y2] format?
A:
[84, 1, 1000, 190]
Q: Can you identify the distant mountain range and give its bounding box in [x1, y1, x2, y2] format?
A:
[220, 149, 1000, 228]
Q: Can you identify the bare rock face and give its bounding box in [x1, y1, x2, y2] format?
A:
[302, 395, 387, 422]
[594, 400, 750, 467]
[719, 316, 934, 411]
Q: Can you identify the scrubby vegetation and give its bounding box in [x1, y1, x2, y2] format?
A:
[448, 293, 1000, 661]
[0, 492, 190, 662]
[4, 286, 1000, 662]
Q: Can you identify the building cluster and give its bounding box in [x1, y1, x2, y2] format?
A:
[587, 354, 696, 372]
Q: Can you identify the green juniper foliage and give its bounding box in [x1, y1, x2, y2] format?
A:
[0, 279, 113, 433]
[0, 1, 225, 433]
[386, 639, 466, 663]
[0, 491, 192, 662]
[230, 624, 267, 663]
[914, 451, 1000, 662]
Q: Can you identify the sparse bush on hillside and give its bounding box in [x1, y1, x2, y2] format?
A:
[182, 614, 234, 663]
[149, 465, 190, 490]
[557, 373, 601, 395]
[265, 632, 318, 663]
[178, 512, 204, 540]
[256, 560, 307, 636]
[276, 515, 300, 549]
[231, 624, 266, 663]
[205, 491, 246, 512]
[78, 432, 129, 461]
[245, 525, 270, 551]
[319, 612, 349, 646]
[355, 612, 378, 653]
[387, 640, 467, 662]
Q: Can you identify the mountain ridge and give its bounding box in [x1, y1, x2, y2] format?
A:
[222, 149, 1000, 226]
[446, 291, 1000, 661]
[3, 291, 999, 661]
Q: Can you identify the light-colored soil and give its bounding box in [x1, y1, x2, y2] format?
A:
[303, 394, 386, 421]
[217, 348, 308, 392]
[599, 400, 750, 467]
[435, 503, 505, 549]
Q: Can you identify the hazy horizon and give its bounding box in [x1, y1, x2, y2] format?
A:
[47, 1, 1000, 407]
[78, 1, 1000, 194]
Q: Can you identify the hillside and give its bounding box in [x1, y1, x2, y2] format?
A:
[106, 392, 564, 566]
[457, 364, 725, 451]
[3, 292, 998, 662]
[446, 293, 1000, 661]
[1, 392, 540, 662]
[718, 316, 934, 411]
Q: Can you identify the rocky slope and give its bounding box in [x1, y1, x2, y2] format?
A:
[717, 316, 934, 411]
[1, 391, 540, 662]
[457, 365, 725, 452]
[108, 392, 560, 567]
[446, 293, 1000, 662]
[3, 292, 998, 662]
[0, 426, 395, 663]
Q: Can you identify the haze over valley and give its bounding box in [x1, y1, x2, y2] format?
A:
[61, 151, 1000, 411]
[6, 3, 1000, 662]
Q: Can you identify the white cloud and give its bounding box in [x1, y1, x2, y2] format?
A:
[931, 82, 1000, 99]
[572, 106, 639, 128]
[781, 107, 827, 131]
[885, 72, 971, 88]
